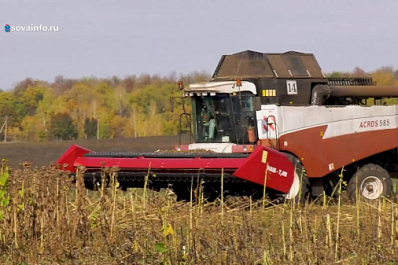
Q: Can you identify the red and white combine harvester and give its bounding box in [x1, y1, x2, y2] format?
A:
[58, 51, 398, 201]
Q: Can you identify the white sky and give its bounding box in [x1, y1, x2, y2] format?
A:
[1, 0, 398, 90]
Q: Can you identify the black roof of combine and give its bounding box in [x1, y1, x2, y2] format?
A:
[212, 50, 325, 79]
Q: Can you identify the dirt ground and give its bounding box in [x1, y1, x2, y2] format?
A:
[0, 135, 190, 167]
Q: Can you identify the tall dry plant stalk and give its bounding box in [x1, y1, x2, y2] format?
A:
[262, 164, 268, 208]
[335, 166, 344, 259]
[356, 172, 361, 239]
[143, 162, 151, 210]
[391, 200, 395, 252]
[221, 167, 224, 225]
[110, 167, 119, 240]
[0, 165, 396, 264]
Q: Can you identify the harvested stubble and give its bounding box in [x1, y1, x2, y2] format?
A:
[0, 164, 398, 264]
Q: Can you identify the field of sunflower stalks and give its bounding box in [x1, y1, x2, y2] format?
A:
[0, 159, 398, 265]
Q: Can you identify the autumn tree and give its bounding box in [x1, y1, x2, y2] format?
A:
[0, 92, 19, 126]
[2, 72, 209, 141]
[49, 113, 77, 140]
[372, 66, 397, 86]
[63, 82, 101, 138]
[84, 118, 97, 139]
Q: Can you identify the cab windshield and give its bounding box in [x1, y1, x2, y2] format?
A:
[191, 93, 256, 144]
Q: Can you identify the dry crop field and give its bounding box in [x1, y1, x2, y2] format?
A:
[0, 160, 398, 265]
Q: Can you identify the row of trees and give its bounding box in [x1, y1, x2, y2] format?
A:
[0, 72, 209, 141]
[0, 67, 397, 142]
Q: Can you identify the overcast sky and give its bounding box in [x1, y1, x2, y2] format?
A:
[1, 0, 398, 90]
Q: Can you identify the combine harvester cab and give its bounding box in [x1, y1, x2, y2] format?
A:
[58, 50, 398, 202]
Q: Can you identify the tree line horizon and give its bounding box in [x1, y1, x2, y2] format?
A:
[0, 66, 397, 142]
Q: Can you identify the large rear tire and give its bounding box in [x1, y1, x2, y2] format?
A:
[347, 164, 392, 201]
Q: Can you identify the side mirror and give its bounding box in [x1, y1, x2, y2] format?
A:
[254, 97, 262, 111]
[170, 98, 175, 112]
